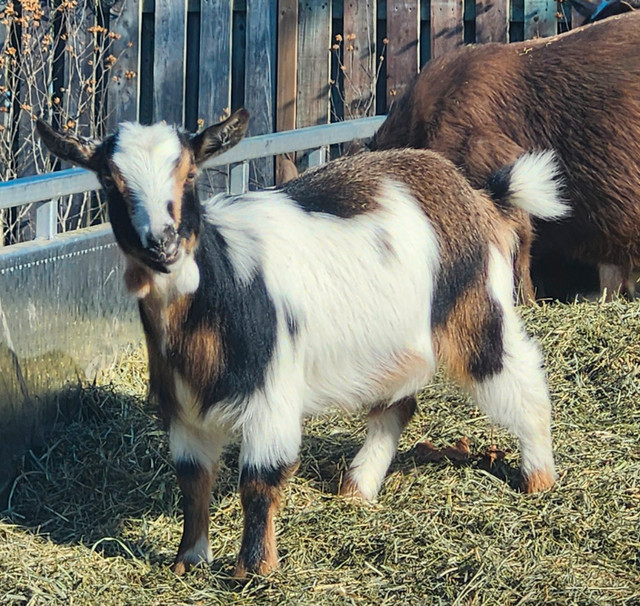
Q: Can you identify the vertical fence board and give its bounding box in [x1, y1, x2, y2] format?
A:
[297, 0, 331, 128]
[107, 0, 141, 128]
[277, 0, 298, 132]
[199, 0, 232, 124]
[153, 0, 186, 125]
[386, 1, 419, 108]
[245, 0, 277, 187]
[199, 0, 233, 195]
[476, 0, 509, 42]
[524, 0, 558, 38]
[16, 2, 54, 241]
[343, 0, 376, 118]
[431, 0, 463, 56]
[276, 0, 298, 185]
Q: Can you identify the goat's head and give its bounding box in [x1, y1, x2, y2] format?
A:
[37, 109, 249, 274]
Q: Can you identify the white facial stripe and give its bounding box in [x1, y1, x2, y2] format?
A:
[113, 122, 183, 246]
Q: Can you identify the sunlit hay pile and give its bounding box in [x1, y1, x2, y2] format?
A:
[1, 301, 640, 606]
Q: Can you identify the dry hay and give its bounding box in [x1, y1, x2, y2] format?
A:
[1, 300, 640, 606]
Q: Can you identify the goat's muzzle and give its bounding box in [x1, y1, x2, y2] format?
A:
[143, 225, 180, 273]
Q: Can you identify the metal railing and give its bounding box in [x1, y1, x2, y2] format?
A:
[0, 116, 385, 243]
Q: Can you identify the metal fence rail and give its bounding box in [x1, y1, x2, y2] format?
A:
[0, 116, 385, 239]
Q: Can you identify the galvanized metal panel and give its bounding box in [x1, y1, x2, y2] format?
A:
[0, 225, 140, 500]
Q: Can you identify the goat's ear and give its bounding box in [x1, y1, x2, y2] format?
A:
[191, 108, 250, 166]
[36, 119, 102, 172]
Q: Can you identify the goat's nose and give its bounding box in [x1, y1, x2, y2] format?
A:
[147, 225, 178, 259]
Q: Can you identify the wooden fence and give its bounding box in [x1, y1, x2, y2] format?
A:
[0, 0, 573, 241]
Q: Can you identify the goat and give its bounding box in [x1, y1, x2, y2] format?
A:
[371, 11, 640, 301]
[37, 115, 566, 577]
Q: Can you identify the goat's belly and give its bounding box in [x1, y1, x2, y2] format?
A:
[300, 338, 436, 415]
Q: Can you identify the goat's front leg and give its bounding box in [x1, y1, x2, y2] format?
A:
[234, 421, 301, 578]
[169, 423, 226, 575]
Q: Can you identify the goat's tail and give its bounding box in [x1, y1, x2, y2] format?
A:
[485, 150, 570, 220]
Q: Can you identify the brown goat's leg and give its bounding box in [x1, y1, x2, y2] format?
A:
[514, 221, 536, 305]
[340, 396, 417, 501]
[172, 460, 216, 575]
[234, 463, 296, 578]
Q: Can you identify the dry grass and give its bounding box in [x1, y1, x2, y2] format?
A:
[2, 300, 640, 605]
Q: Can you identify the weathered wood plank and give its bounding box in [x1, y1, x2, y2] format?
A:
[476, 0, 509, 42]
[107, 0, 141, 128]
[387, 0, 419, 107]
[277, 0, 298, 132]
[199, 0, 233, 124]
[198, 0, 233, 195]
[153, 0, 187, 125]
[524, 0, 558, 38]
[297, 0, 331, 128]
[276, 0, 298, 185]
[244, 0, 277, 187]
[343, 0, 377, 118]
[431, 0, 463, 57]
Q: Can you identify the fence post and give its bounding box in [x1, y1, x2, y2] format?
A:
[308, 146, 328, 167]
[35, 200, 57, 240]
[230, 161, 250, 194]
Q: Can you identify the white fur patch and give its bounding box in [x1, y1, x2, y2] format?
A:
[113, 122, 183, 247]
[344, 406, 409, 501]
[203, 181, 441, 470]
[179, 535, 213, 567]
[169, 373, 229, 471]
[508, 150, 570, 220]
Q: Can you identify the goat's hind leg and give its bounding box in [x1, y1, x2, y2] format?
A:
[340, 396, 417, 501]
[468, 254, 556, 492]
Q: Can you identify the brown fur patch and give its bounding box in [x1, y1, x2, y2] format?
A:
[124, 264, 152, 298]
[235, 476, 283, 578]
[339, 475, 366, 499]
[170, 150, 195, 227]
[522, 469, 556, 493]
[369, 396, 417, 428]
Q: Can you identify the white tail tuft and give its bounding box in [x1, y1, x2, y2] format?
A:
[507, 150, 570, 220]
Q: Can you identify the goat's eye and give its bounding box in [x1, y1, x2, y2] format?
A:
[187, 171, 196, 181]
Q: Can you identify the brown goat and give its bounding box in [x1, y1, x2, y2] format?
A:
[372, 12, 640, 301]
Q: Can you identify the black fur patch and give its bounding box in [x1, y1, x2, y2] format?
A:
[175, 458, 204, 480]
[284, 304, 300, 339]
[282, 164, 375, 218]
[468, 298, 504, 381]
[431, 245, 484, 329]
[185, 226, 278, 408]
[240, 465, 287, 488]
[484, 164, 514, 213]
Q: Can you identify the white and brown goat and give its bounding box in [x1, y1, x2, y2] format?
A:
[372, 11, 640, 301]
[38, 115, 566, 577]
